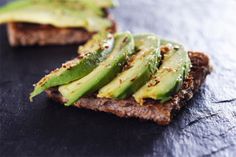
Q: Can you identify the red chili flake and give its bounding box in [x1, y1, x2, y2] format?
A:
[131, 77, 137, 82]
[77, 55, 84, 59]
[161, 46, 171, 54]
[147, 78, 160, 87]
[163, 67, 176, 72]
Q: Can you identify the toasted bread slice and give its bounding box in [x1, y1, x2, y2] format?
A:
[7, 12, 117, 46]
[46, 52, 211, 125]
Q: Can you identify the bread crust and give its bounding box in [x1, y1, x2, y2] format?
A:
[46, 52, 211, 125]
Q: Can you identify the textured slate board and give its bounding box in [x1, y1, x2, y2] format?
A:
[0, 0, 236, 156]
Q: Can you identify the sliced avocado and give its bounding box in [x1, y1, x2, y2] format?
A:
[159, 38, 184, 62]
[30, 32, 114, 101]
[0, 0, 113, 32]
[97, 34, 161, 99]
[58, 32, 135, 106]
[133, 48, 191, 104]
[77, 0, 119, 8]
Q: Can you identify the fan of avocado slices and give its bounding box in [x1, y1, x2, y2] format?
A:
[30, 32, 192, 106]
[0, 0, 118, 32]
[30, 32, 115, 101]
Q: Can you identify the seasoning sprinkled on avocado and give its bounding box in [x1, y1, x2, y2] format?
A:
[29, 32, 192, 106]
[133, 47, 191, 104]
[58, 32, 135, 105]
[97, 34, 161, 99]
[30, 32, 114, 101]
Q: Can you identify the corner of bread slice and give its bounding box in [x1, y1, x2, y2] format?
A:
[46, 52, 211, 125]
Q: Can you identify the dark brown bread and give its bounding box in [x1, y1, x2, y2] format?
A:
[46, 52, 211, 125]
[7, 12, 117, 46]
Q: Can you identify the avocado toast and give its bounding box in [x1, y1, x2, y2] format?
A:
[0, 0, 117, 46]
[30, 32, 211, 125]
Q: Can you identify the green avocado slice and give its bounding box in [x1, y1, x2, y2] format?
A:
[133, 47, 191, 104]
[76, 0, 119, 8]
[97, 34, 161, 99]
[0, 0, 115, 32]
[30, 32, 114, 101]
[58, 32, 135, 106]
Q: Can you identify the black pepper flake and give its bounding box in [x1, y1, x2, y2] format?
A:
[122, 37, 128, 43]
[174, 45, 180, 50]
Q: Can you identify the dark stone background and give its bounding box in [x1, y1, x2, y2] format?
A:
[0, 0, 236, 156]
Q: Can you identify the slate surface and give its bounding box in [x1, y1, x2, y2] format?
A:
[0, 0, 236, 156]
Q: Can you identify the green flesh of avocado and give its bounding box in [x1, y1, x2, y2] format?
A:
[58, 32, 135, 106]
[0, 0, 117, 32]
[133, 47, 191, 104]
[76, 0, 119, 8]
[30, 32, 114, 101]
[97, 34, 161, 99]
[29, 32, 192, 105]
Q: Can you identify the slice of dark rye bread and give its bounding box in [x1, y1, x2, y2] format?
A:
[7, 11, 117, 46]
[46, 52, 211, 125]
